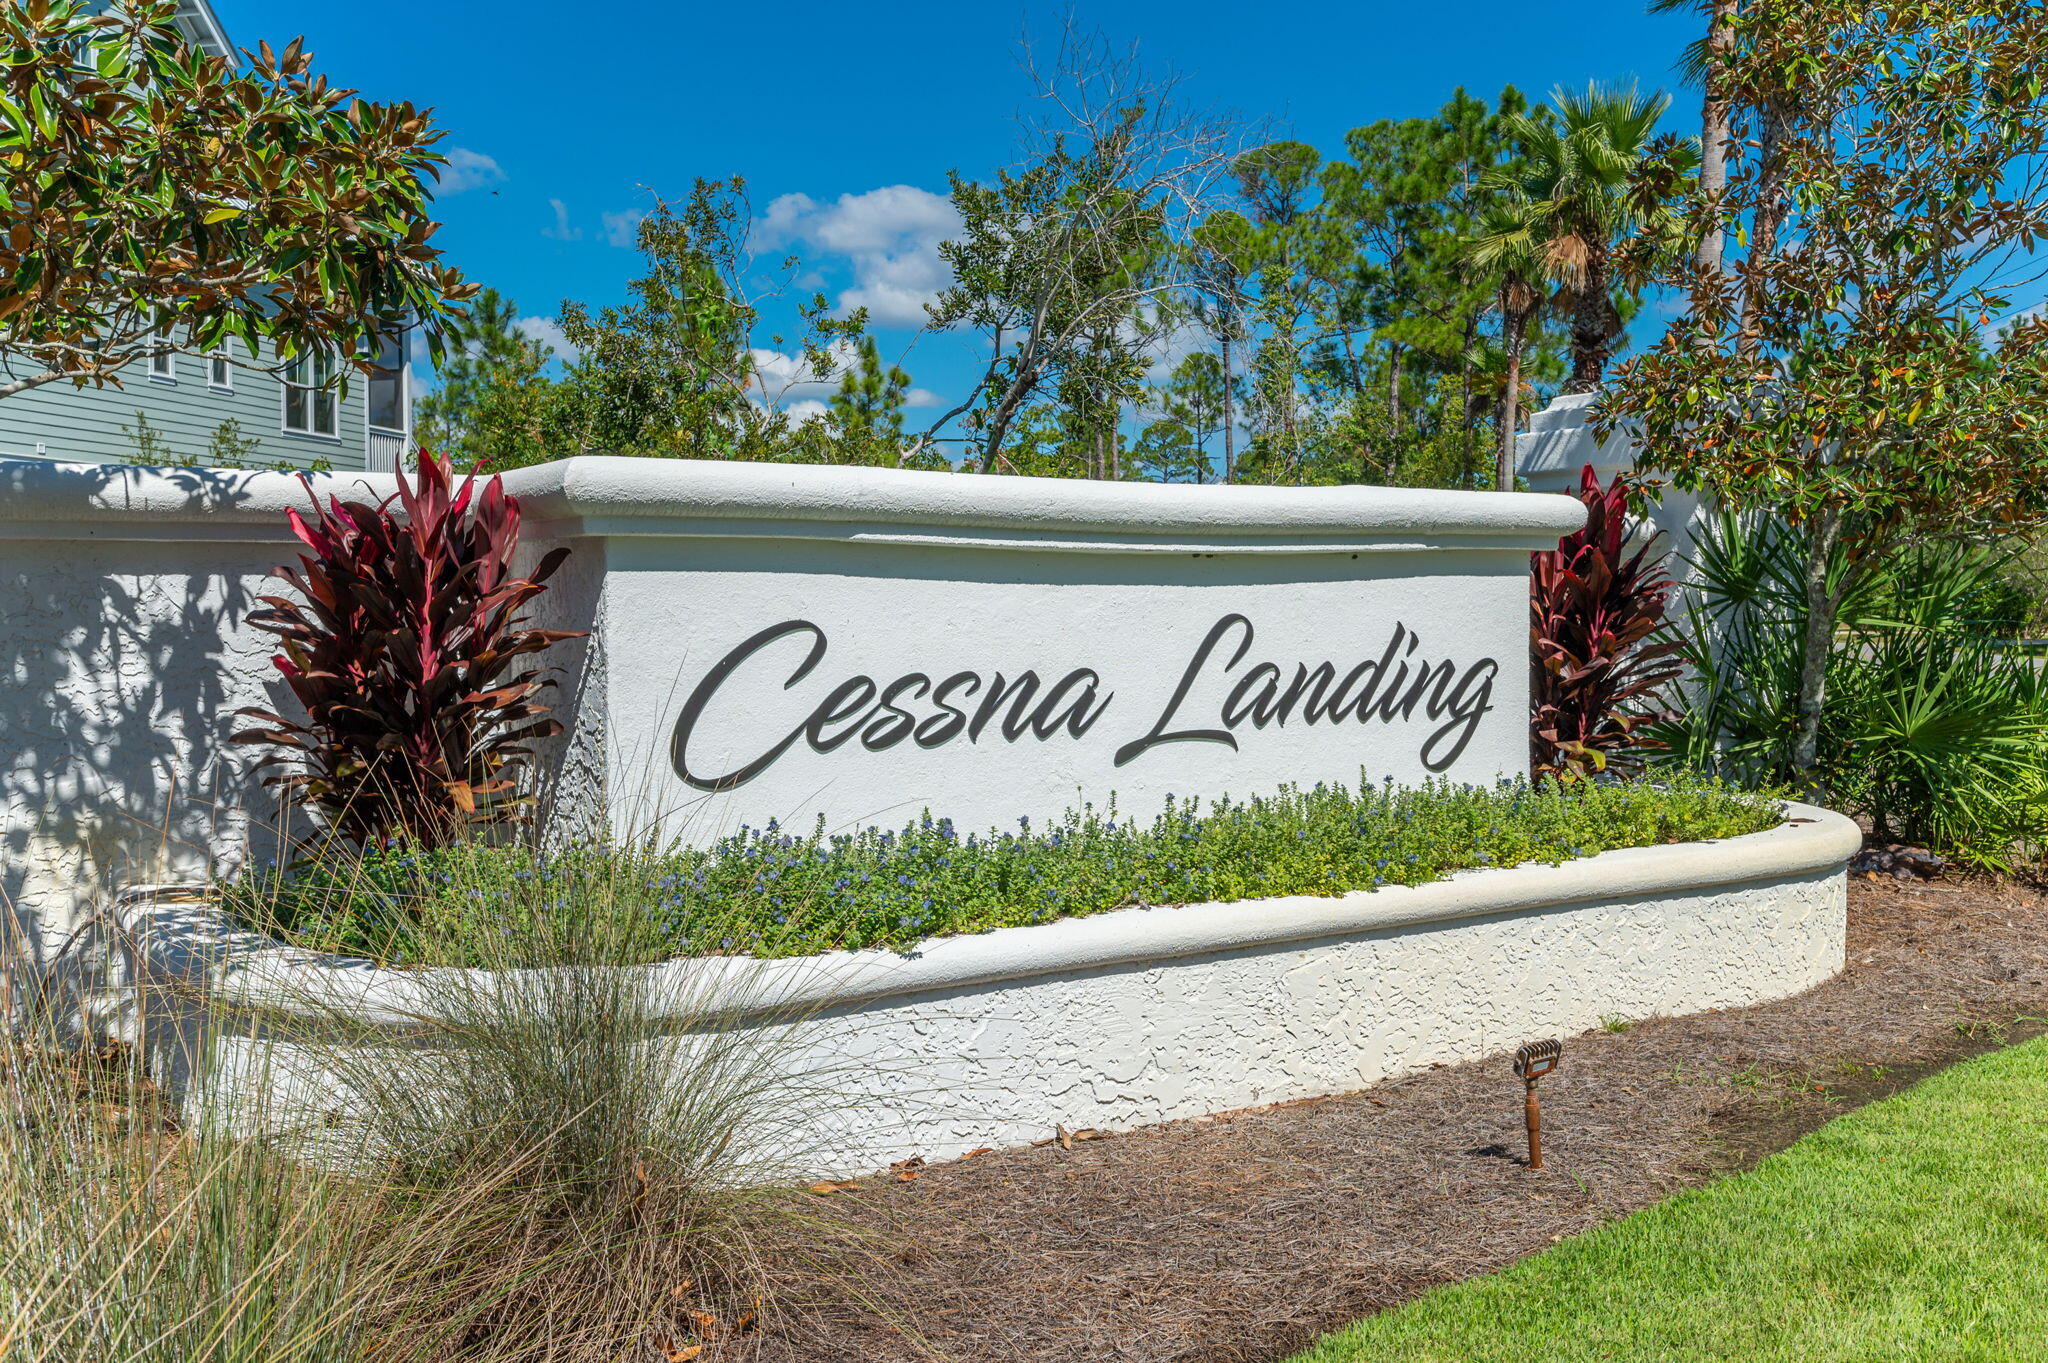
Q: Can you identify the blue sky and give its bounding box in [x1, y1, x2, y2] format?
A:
[210, 1, 1708, 418]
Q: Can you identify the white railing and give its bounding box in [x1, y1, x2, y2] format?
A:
[367, 426, 407, 472]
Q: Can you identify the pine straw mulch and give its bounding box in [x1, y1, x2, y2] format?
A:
[736, 874, 2048, 1363]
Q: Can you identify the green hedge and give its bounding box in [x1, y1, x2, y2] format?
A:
[222, 774, 1782, 966]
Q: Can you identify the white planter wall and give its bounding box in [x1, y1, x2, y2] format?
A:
[120, 804, 1858, 1177]
[0, 462, 308, 950]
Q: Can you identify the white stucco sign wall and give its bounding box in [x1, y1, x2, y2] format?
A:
[0, 456, 1583, 936]
[512, 461, 1582, 843]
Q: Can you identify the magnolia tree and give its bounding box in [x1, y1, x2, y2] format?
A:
[0, 0, 475, 400]
[1597, 0, 2048, 784]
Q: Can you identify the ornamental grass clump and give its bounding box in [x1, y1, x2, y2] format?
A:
[0, 934, 511, 1363]
[11, 865, 840, 1362]
[232, 446, 583, 850]
[233, 847, 845, 1360]
[229, 773, 1782, 965]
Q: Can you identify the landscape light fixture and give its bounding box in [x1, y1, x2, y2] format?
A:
[1512, 1039, 1563, 1170]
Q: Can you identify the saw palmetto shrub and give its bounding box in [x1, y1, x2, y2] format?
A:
[1657, 511, 2048, 868]
[234, 446, 582, 849]
[1529, 464, 1684, 778]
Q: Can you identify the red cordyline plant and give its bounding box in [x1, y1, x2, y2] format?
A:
[234, 448, 582, 848]
[1530, 464, 1684, 778]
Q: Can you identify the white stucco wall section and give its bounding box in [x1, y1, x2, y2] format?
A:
[1516, 392, 1712, 576]
[524, 460, 1584, 850]
[121, 803, 1857, 1177]
[1, 457, 1585, 945]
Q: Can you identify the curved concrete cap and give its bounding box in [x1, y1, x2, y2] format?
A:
[0, 455, 1586, 553]
[124, 802, 1858, 1030]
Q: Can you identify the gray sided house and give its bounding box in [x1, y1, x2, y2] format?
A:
[0, 334, 411, 475]
[0, 0, 410, 475]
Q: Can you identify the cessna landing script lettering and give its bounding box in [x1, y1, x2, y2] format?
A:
[670, 612, 1501, 792]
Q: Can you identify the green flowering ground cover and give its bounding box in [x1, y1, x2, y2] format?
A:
[222, 774, 1782, 966]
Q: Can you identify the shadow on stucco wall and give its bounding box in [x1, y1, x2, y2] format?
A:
[0, 459, 305, 1027]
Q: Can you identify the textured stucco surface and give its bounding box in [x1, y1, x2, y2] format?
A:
[121, 806, 1857, 1177]
[773, 866, 1846, 1172]
[0, 534, 295, 955]
[598, 539, 1536, 847]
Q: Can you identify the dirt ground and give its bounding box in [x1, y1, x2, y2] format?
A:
[741, 874, 2048, 1363]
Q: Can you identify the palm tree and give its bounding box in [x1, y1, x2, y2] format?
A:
[1463, 205, 1549, 490]
[1487, 83, 1687, 393]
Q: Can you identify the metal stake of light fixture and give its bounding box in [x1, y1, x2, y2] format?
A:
[1513, 1039, 1563, 1170]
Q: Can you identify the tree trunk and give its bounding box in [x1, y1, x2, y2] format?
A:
[1565, 243, 1612, 393]
[1739, 105, 1793, 362]
[976, 309, 1050, 472]
[1458, 310, 1476, 439]
[1220, 333, 1236, 483]
[1387, 342, 1405, 480]
[977, 356, 1040, 472]
[1496, 308, 1525, 493]
[1793, 502, 1847, 787]
[1695, 0, 1738, 281]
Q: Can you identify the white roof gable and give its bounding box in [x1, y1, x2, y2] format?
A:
[172, 0, 232, 58]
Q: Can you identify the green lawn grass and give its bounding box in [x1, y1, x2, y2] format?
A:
[1292, 1034, 2048, 1363]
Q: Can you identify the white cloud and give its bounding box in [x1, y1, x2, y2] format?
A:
[436, 147, 505, 196]
[602, 208, 648, 250]
[749, 341, 940, 417]
[781, 399, 832, 424]
[756, 185, 961, 328]
[542, 199, 581, 242]
[516, 316, 578, 362]
[1128, 310, 1213, 393]
[749, 342, 856, 404]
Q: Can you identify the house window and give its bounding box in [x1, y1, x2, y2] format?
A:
[282, 351, 339, 437]
[366, 332, 406, 431]
[208, 349, 231, 389]
[149, 348, 174, 381]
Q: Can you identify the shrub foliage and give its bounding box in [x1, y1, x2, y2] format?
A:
[227, 774, 1782, 965]
[0, 0, 474, 401]
[234, 448, 581, 848]
[1530, 465, 1683, 778]
[1656, 512, 2048, 867]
